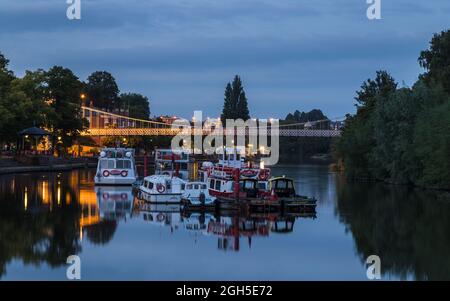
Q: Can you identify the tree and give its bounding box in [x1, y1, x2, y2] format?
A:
[45, 66, 88, 150]
[334, 71, 397, 179]
[85, 71, 119, 111]
[419, 29, 450, 93]
[0, 70, 53, 143]
[0, 52, 14, 100]
[118, 93, 150, 120]
[221, 75, 250, 123]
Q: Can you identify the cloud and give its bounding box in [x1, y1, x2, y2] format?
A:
[0, 0, 449, 117]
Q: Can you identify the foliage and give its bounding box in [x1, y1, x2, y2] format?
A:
[419, 29, 450, 93]
[0, 53, 152, 152]
[118, 93, 151, 119]
[221, 75, 250, 123]
[45, 66, 88, 148]
[85, 71, 120, 111]
[334, 30, 450, 189]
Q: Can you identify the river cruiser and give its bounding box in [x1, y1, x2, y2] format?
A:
[94, 148, 138, 186]
[181, 181, 215, 206]
[138, 174, 186, 203]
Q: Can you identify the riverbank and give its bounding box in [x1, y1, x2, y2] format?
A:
[0, 156, 97, 175]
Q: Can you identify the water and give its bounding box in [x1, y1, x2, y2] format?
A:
[1, 165, 449, 280]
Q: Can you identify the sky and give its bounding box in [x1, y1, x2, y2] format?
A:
[0, 0, 449, 120]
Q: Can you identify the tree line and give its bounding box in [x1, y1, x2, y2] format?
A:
[0, 54, 150, 151]
[334, 29, 450, 190]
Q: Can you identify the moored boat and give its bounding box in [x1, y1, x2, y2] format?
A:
[94, 148, 138, 186]
[138, 174, 186, 203]
[181, 181, 216, 206]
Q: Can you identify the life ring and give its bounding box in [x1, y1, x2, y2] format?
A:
[121, 170, 128, 177]
[157, 184, 166, 193]
[259, 169, 269, 181]
[157, 213, 165, 222]
[102, 192, 110, 199]
[102, 170, 110, 177]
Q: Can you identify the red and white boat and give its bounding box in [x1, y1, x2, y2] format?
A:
[197, 148, 271, 198]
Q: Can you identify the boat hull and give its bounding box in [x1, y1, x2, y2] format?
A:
[94, 176, 137, 186]
[138, 190, 182, 203]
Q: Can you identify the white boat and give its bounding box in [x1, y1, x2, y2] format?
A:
[154, 149, 190, 180]
[94, 148, 138, 185]
[181, 181, 215, 205]
[138, 174, 186, 203]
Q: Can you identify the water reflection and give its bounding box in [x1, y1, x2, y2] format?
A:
[0, 169, 316, 278]
[335, 176, 450, 280]
[1, 167, 450, 280]
[133, 200, 313, 252]
[0, 171, 84, 278]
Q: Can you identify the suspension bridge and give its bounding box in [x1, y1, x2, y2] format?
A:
[80, 106, 343, 138]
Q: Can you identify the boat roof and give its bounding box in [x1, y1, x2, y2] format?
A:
[155, 148, 190, 154]
[143, 175, 187, 183]
[269, 176, 294, 182]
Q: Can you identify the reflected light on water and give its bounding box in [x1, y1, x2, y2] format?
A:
[24, 187, 28, 210]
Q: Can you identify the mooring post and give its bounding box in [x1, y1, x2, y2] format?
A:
[144, 152, 148, 177]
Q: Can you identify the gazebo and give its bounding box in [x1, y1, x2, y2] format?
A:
[18, 127, 52, 155]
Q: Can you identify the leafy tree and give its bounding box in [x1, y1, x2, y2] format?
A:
[0, 52, 14, 99]
[118, 93, 150, 119]
[419, 29, 450, 93]
[85, 71, 119, 111]
[412, 85, 450, 189]
[0, 70, 53, 143]
[45, 66, 88, 149]
[335, 71, 397, 179]
[221, 75, 250, 123]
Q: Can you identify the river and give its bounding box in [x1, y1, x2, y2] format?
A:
[0, 165, 449, 280]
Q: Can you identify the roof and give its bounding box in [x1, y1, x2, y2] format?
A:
[269, 176, 293, 182]
[18, 127, 51, 136]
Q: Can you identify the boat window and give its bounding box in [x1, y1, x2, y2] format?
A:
[215, 180, 221, 191]
[143, 180, 148, 188]
[149, 182, 154, 189]
[236, 154, 240, 160]
[116, 160, 132, 169]
[258, 182, 267, 190]
[194, 184, 199, 190]
[100, 159, 115, 169]
[187, 184, 193, 190]
[181, 184, 185, 190]
[209, 179, 215, 189]
[201, 184, 207, 189]
[116, 160, 124, 169]
[166, 182, 171, 190]
[244, 181, 254, 189]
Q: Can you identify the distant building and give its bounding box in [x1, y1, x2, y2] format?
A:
[157, 115, 178, 125]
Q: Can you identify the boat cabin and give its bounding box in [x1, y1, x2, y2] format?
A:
[155, 149, 190, 180]
[268, 177, 296, 198]
[141, 175, 186, 195]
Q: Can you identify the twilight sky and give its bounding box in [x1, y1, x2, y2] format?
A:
[0, 0, 449, 119]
